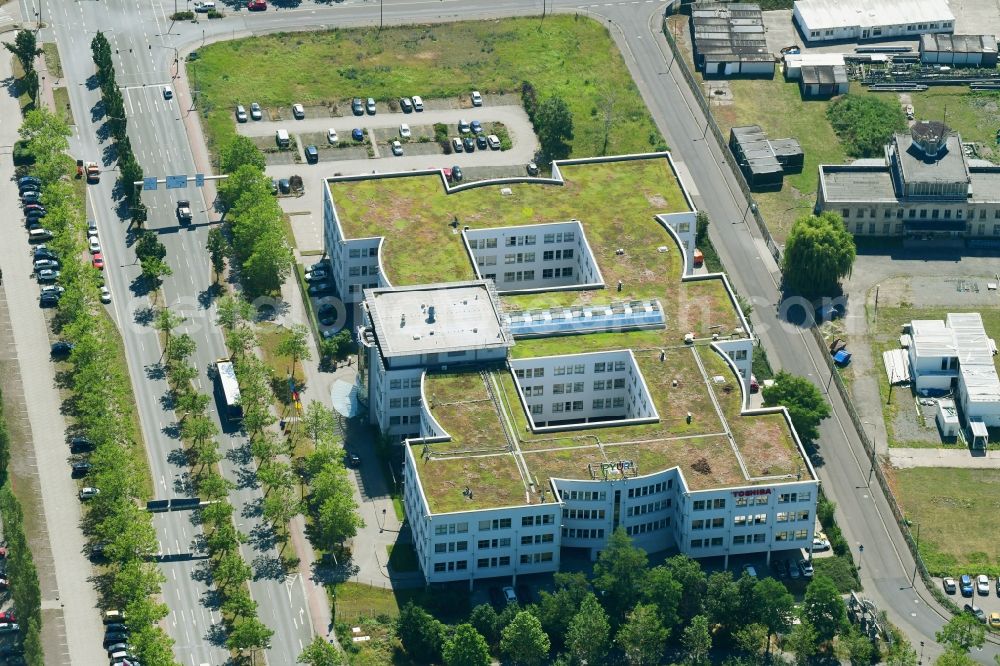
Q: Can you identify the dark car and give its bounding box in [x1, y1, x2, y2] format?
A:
[462, 136, 475, 152]
[345, 452, 361, 467]
[470, 120, 483, 134]
[71, 461, 92, 478]
[40, 293, 60, 308]
[964, 603, 986, 623]
[526, 162, 539, 176]
[105, 623, 128, 634]
[90, 541, 109, 561]
[104, 633, 128, 648]
[34, 246, 57, 260]
[399, 97, 413, 113]
[317, 305, 338, 326]
[352, 128, 364, 142]
[476, 134, 488, 150]
[69, 436, 95, 453]
[51, 341, 73, 357]
[278, 178, 291, 194]
[18, 176, 41, 190]
[351, 97, 364, 115]
[451, 165, 463, 182]
[23, 203, 45, 215]
[305, 145, 319, 163]
[21, 191, 41, 205]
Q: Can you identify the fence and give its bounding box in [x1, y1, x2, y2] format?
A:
[660, 12, 783, 264]
[660, 7, 967, 621]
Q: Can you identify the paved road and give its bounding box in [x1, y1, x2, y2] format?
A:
[28, 0, 1000, 663]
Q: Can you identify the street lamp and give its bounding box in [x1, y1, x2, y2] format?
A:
[862, 421, 878, 485]
[910, 522, 920, 586]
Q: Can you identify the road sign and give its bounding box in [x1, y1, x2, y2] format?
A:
[166, 175, 188, 189]
[195, 173, 205, 187]
[143, 177, 159, 191]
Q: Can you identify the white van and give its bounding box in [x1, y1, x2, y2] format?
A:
[412, 95, 424, 112]
[275, 129, 290, 148]
[28, 228, 52, 243]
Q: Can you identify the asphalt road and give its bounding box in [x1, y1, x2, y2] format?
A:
[25, 0, 1000, 663]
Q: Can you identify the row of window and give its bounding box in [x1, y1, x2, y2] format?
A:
[552, 401, 585, 413]
[347, 247, 376, 258]
[348, 282, 379, 294]
[348, 264, 378, 277]
[469, 238, 499, 249]
[776, 511, 810, 523]
[627, 499, 671, 517]
[388, 414, 416, 426]
[434, 541, 469, 553]
[591, 397, 627, 410]
[690, 537, 725, 548]
[564, 509, 605, 521]
[730, 533, 767, 546]
[691, 498, 727, 511]
[520, 552, 554, 565]
[542, 267, 575, 279]
[434, 522, 469, 535]
[388, 396, 420, 409]
[521, 515, 555, 527]
[521, 534, 555, 545]
[774, 530, 810, 542]
[506, 234, 537, 247]
[388, 377, 420, 390]
[478, 538, 511, 550]
[433, 560, 468, 573]
[734, 495, 770, 507]
[562, 527, 605, 540]
[732, 514, 768, 526]
[504, 252, 535, 264]
[564, 490, 608, 502]
[593, 379, 627, 391]
[627, 480, 672, 498]
[626, 517, 669, 537]
[691, 517, 725, 530]
[543, 249, 574, 261]
[778, 492, 811, 504]
[544, 232, 575, 244]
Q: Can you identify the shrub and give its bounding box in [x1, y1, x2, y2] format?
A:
[433, 122, 449, 144]
[170, 10, 195, 20]
[826, 94, 907, 158]
[207, 9, 223, 18]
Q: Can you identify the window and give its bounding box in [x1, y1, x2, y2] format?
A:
[842, 208, 850, 218]
[712, 498, 726, 510]
[542, 269, 553, 279]
[530, 404, 543, 415]
[733, 535, 746, 545]
[734, 515, 747, 526]
[691, 519, 704, 530]
[692, 500, 705, 511]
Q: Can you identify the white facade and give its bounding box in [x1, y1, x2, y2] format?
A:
[322, 185, 384, 303]
[793, 0, 954, 43]
[465, 221, 603, 294]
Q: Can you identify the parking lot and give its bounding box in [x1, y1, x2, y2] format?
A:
[935, 574, 1000, 625]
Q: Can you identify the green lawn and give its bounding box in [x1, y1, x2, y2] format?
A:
[893, 467, 1000, 576]
[868, 306, 1000, 449]
[42, 42, 63, 78]
[193, 15, 662, 159]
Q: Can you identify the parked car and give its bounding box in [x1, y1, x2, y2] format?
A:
[798, 559, 814, 577]
[366, 97, 376, 114]
[502, 586, 517, 604]
[88, 219, 98, 234]
[51, 341, 74, 357]
[104, 633, 128, 648]
[458, 119, 470, 134]
[40, 292, 60, 308]
[526, 162, 539, 176]
[0, 611, 16, 623]
[470, 119, 483, 134]
[471, 90, 483, 107]
[69, 436, 94, 453]
[411, 95, 424, 111]
[990, 612, 1000, 629]
[463, 136, 475, 152]
[34, 246, 57, 260]
[476, 134, 488, 150]
[250, 101, 262, 120]
[345, 452, 361, 467]
[327, 128, 338, 144]
[451, 137, 463, 153]
[247, 0, 267, 12]
[71, 461, 92, 478]
[235, 105, 247, 122]
[305, 145, 319, 164]
[37, 269, 60, 283]
[399, 97, 413, 113]
[162, 85, 173, 100]
[352, 128, 364, 142]
[976, 574, 990, 596]
[450, 165, 463, 182]
[92, 253, 105, 270]
[34, 259, 59, 271]
[0, 623, 19, 634]
[811, 534, 830, 551]
[79, 487, 100, 500]
[89, 237, 102, 254]
[292, 103, 305, 119]
[100, 286, 111, 304]
[351, 97, 364, 115]
[399, 123, 411, 138]
[942, 577, 957, 594]
[391, 140, 403, 156]
[278, 178, 291, 194]
[306, 268, 329, 282]
[307, 282, 332, 296]
[20, 190, 40, 204]
[18, 176, 41, 190]
[960, 574, 974, 597]
[194, 0, 216, 11]
[964, 603, 986, 623]
[487, 134, 501, 150]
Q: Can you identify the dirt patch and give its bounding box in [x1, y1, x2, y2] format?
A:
[647, 194, 668, 208]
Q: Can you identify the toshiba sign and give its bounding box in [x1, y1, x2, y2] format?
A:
[731, 488, 771, 497]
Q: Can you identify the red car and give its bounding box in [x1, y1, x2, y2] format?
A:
[247, 0, 266, 9]
[0, 611, 15, 623]
[92, 253, 105, 270]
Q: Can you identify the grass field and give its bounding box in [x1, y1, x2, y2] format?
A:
[867, 306, 1000, 449]
[53, 87, 72, 125]
[42, 43, 63, 78]
[194, 15, 662, 160]
[892, 467, 1000, 576]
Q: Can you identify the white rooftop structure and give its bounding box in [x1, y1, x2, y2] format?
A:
[948, 313, 1000, 406]
[364, 281, 513, 358]
[794, 0, 954, 43]
[910, 319, 957, 359]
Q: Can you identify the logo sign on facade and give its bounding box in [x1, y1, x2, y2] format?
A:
[588, 459, 638, 479]
[731, 488, 772, 497]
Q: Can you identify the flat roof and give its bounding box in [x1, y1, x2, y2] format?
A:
[365, 281, 512, 358]
[691, 2, 769, 64]
[801, 64, 847, 85]
[894, 132, 969, 187]
[968, 169, 1000, 203]
[820, 165, 897, 202]
[794, 0, 954, 30]
[920, 34, 997, 55]
[417, 345, 809, 513]
[912, 314, 1000, 405]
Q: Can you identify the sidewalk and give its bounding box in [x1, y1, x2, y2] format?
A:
[889, 447, 1000, 469]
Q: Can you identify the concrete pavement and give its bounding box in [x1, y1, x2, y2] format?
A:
[890, 448, 1000, 469]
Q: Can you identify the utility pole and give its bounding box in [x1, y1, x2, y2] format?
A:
[910, 522, 920, 586]
[873, 283, 880, 327]
[378, 0, 383, 35]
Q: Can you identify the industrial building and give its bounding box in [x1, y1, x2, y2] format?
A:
[815, 121, 1000, 240]
[919, 34, 998, 68]
[690, 2, 774, 76]
[324, 153, 818, 585]
[907, 313, 999, 449]
[793, 0, 954, 43]
[729, 126, 804, 190]
[784, 52, 850, 99]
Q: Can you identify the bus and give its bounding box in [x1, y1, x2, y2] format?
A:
[212, 358, 242, 422]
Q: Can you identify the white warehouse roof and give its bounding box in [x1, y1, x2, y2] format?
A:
[794, 0, 954, 31]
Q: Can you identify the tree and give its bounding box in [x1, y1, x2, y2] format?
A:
[221, 135, 267, 174]
[214, 551, 252, 590]
[705, 571, 741, 639]
[531, 571, 590, 651]
[753, 577, 794, 652]
[398, 603, 445, 664]
[302, 401, 338, 446]
[682, 615, 712, 666]
[500, 611, 550, 666]
[469, 603, 501, 648]
[276, 324, 312, 376]
[802, 575, 847, 645]
[219, 163, 272, 210]
[616, 603, 668, 666]
[534, 95, 574, 161]
[642, 564, 683, 633]
[733, 623, 767, 659]
[217, 294, 255, 331]
[221, 586, 258, 620]
[566, 593, 610, 665]
[781, 212, 856, 298]
[885, 631, 919, 666]
[23, 617, 43, 666]
[207, 227, 227, 277]
[826, 94, 907, 158]
[663, 555, 707, 623]
[762, 370, 832, 442]
[935, 612, 986, 654]
[934, 651, 978, 666]
[6, 30, 42, 77]
[841, 625, 874, 665]
[592, 528, 648, 623]
[227, 616, 274, 663]
[785, 620, 818, 666]
[297, 635, 343, 666]
[443, 623, 491, 666]
[309, 459, 363, 549]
